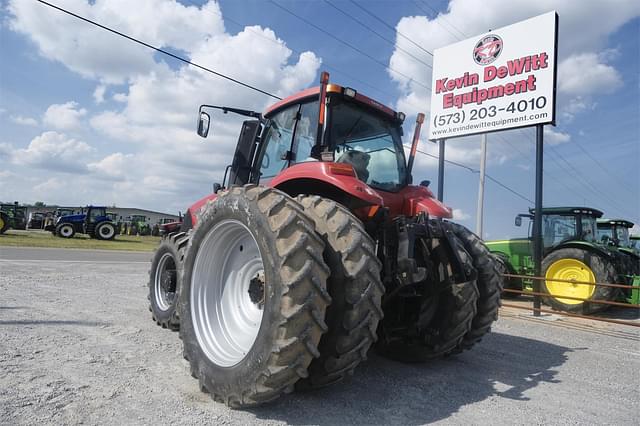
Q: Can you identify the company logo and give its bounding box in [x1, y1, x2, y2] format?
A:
[473, 34, 503, 65]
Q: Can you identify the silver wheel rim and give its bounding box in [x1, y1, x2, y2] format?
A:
[191, 219, 265, 367]
[99, 223, 115, 239]
[60, 225, 73, 237]
[154, 252, 176, 311]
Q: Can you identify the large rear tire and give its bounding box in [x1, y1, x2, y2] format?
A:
[295, 195, 384, 388]
[148, 232, 189, 330]
[0, 213, 8, 234]
[446, 223, 502, 352]
[180, 185, 331, 407]
[376, 232, 479, 362]
[542, 248, 615, 313]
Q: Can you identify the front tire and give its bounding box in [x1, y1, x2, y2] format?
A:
[180, 186, 331, 407]
[148, 232, 189, 330]
[56, 223, 75, 238]
[296, 195, 384, 388]
[542, 248, 615, 313]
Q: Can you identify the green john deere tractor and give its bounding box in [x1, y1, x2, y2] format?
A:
[486, 207, 638, 312]
[0, 202, 27, 233]
[128, 215, 151, 236]
[597, 219, 640, 276]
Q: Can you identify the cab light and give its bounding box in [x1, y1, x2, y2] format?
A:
[343, 87, 357, 98]
[396, 111, 406, 123]
[329, 163, 356, 177]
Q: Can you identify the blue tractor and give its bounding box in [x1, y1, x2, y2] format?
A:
[53, 206, 117, 240]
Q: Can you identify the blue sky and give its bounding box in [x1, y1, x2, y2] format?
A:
[0, 0, 638, 239]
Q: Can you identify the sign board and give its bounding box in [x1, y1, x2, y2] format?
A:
[428, 11, 558, 140]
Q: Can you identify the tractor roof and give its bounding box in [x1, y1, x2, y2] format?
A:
[264, 84, 399, 120]
[597, 218, 635, 228]
[528, 206, 603, 217]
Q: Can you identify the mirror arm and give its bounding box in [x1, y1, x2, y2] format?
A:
[199, 104, 266, 123]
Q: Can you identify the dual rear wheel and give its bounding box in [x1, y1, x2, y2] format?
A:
[165, 186, 500, 407]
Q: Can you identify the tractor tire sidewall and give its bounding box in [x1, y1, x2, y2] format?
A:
[492, 253, 522, 298]
[446, 222, 503, 352]
[295, 195, 384, 389]
[542, 248, 615, 313]
[0, 213, 8, 234]
[95, 222, 116, 240]
[148, 235, 185, 330]
[56, 223, 75, 238]
[179, 186, 330, 407]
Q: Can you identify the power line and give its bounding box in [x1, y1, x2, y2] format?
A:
[269, 0, 432, 91]
[571, 140, 637, 196]
[324, 0, 432, 69]
[349, 0, 434, 58]
[407, 145, 534, 204]
[414, 0, 468, 39]
[35, 0, 282, 100]
[179, 0, 404, 103]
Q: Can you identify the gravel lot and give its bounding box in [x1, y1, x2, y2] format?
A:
[1, 247, 639, 425]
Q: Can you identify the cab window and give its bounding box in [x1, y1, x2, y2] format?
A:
[258, 105, 298, 180]
[292, 101, 319, 164]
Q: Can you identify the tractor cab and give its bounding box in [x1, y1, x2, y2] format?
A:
[597, 219, 634, 248]
[630, 235, 640, 252]
[529, 207, 601, 250]
[196, 72, 450, 223]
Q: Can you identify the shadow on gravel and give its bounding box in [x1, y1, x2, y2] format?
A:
[0, 306, 28, 310]
[249, 332, 571, 425]
[0, 320, 107, 326]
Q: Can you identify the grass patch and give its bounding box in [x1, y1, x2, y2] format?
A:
[0, 230, 160, 252]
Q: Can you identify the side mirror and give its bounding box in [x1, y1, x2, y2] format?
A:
[213, 183, 222, 194]
[197, 111, 211, 138]
[515, 216, 522, 227]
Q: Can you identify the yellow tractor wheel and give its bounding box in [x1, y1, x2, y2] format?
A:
[0, 214, 8, 234]
[542, 248, 616, 313]
[544, 258, 596, 305]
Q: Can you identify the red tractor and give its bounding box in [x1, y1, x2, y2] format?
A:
[148, 73, 501, 407]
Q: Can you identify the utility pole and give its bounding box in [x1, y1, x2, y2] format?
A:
[476, 133, 487, 238]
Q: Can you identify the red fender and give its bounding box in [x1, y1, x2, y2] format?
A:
[381, 185, 453, 219]
[187, 193, 218, 228]
[268, 162, 384, 206]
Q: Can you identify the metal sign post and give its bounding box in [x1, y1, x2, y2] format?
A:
[437, 139, 445, 201]
[476, 133, 488, 238]
[532, 124, 544, 316]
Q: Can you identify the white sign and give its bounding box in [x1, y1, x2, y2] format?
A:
[428, 11, 558, 140]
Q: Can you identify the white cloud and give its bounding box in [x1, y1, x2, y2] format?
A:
[93, 84, 107, 104]
[7, 0, 225, 85]
[452, 208, 471, 220]
[10, 115, 38, 126]
[544, 128, 571, 146]
[43, 101, 87, 130]
[12, 131, 92, 173]
[88, 152, 134, 180]
[560, 96, 596, 122]
[558, 53, 623, 96]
